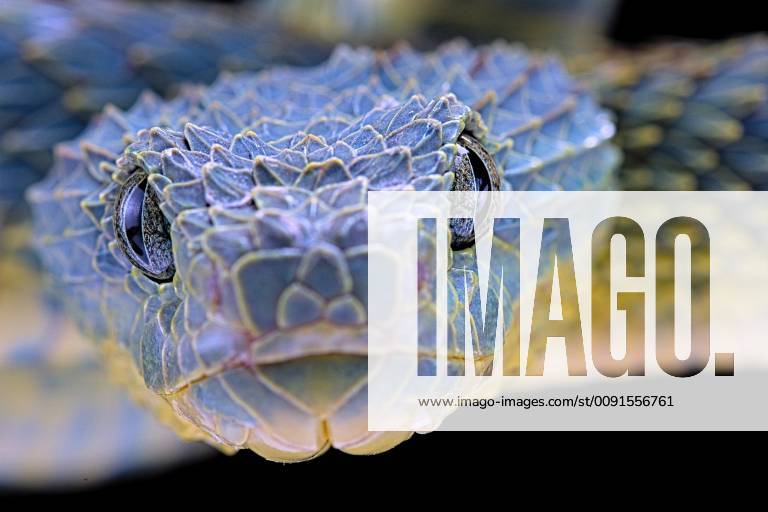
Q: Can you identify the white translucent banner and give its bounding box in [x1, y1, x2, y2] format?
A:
[367, 192, 768, 431]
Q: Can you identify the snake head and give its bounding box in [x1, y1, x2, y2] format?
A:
[27, 42, 617, 461]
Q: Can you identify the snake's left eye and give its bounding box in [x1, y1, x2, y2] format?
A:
[449, 133, 501, 250]
[114, 172, 175, 282]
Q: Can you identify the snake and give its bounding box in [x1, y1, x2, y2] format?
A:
[0, 1, 766, 482]
[26, 40, 618, 462]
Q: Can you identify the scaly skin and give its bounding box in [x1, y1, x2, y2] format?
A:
[29, 41, 618, 461]
[0, 0, 328, 219]
[584, 35, 768, 191]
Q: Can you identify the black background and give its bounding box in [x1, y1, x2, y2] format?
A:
[7, 0, 765, 496]
[610, 0, 764, 43]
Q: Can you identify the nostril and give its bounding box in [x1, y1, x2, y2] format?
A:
[114, 171, 175, 282]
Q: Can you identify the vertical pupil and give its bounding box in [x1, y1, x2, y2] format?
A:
[449, 133, 499, 251]
[124, 178, 149, 265]
[115, 171, 175, 282]
[466, 145, 491, 192]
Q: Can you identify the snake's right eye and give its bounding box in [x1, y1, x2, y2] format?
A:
[114, 172, 175, 282]
[449, 133, 501, 251]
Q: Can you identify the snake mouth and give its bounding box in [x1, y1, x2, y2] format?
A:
[103, 328, 387, 462]
[140, 316, 369, 397]
[137, 317, 377, 461]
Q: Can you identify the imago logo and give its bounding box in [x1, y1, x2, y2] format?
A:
[415, 214, 732, 379]
[367, 191, 768, 431]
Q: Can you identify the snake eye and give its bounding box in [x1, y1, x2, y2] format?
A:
[114, 172, 175, 282]
[449, 132, 500, 250]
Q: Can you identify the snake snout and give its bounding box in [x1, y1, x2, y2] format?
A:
[136, 185, 387, 459]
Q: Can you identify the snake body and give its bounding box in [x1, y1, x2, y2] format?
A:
[587, 35, 768, 191]
[0, 0, 327, 219]
[0, 223, 208, 489]
[29, 41, 617, 461]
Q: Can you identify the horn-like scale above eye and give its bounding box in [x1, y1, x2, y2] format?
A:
[450, 133, 501, 251]
[114, 172, 175, 282]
